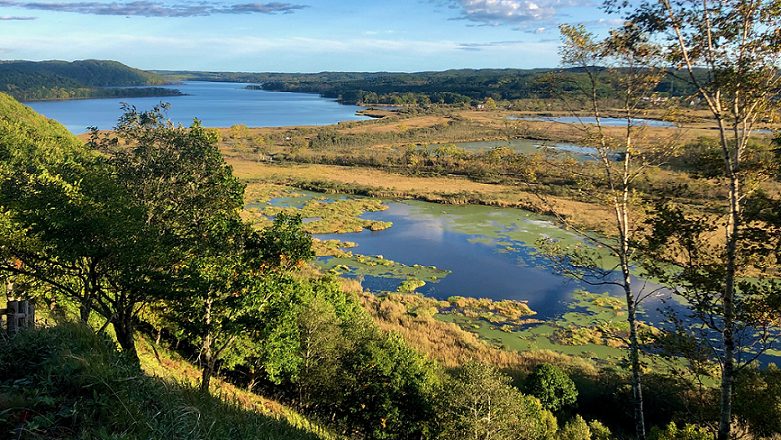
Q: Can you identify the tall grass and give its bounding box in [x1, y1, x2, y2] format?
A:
[0, 324, 327, 440]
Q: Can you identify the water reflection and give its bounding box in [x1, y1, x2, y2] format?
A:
[507, 115, 676, 127]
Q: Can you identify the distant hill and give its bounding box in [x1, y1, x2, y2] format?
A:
[0, 59, 183, 101]
[156, 68, 698, 105]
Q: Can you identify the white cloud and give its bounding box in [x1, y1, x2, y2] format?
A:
[0, 1, 306, 18]
[0, 14, 35, 19]
[438, 0, 591, 27]
[0, 33, 458, 59]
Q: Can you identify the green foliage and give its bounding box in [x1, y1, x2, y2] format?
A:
[0, 324, 322, 440]
[257, 213, 314, 270]
[334, 331, 438, 439]
[588, 419, 613, 440]
[434, 361, 558, 440]
[0, 59, 180, 101]
[524, 363, 579, 412]
[733, 364, 781, 437]
[648, 422, 712, 440]
[2, 98, 268, 366]
[559, 415, 593, 440]
[255, 277, 439, 439]
[0, 92, 154, 348]
[557, 416, 614, 440]
[92, 104, 319, 387]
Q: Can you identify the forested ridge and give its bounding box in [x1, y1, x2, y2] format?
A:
[0, 59, 182, 101]
[158, 67, 700, 105]
[2, 59, 703, 106]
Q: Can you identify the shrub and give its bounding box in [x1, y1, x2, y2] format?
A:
[648, 422, 712, 440]
[559, 415, 592, 440]
[524, 363, 578, 412]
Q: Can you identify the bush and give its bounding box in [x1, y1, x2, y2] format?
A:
[559, 415, 592, 440]
[524, 363, 578, 412]
[648, 422, 712, 440]
[733, 364, 781, 437]
[588, 419, 613, 440]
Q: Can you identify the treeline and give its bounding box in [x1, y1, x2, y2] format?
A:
[161, 68, 700, 105]
[0, 59, 182, 101]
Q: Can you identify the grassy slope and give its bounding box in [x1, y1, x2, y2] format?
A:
[0, 92, 82, 144]
[136, 334, 337, 439]
[0, 324, 333, 440]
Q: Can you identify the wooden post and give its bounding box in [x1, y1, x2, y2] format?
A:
[5, 300, 34, 334]
[6, 300, 18, 334]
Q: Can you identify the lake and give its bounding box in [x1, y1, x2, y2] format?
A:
[316, 198, 780, 363]
[26, 81, 370, 134]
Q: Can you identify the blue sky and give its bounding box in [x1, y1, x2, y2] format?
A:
[0, 1, 618, 72]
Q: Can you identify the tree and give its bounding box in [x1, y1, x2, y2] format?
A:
[606, 0, 781, 437]
[333, 330, 438, 439]
[0, 92, 96, 321]
[65, 104, 254, 363]
[164, 204, 314, 392]
[560, 415, 592, 440]
[256, 212, 314, 271]
[524, 363, 578, 413]
[435, 361, 558, 440]
[534, 24, 670, 439]
[588, 420, 614, 440]
[0, 94, 166, 362]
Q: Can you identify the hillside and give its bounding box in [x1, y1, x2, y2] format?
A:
[0, 91, 81, 144]
[0, 59, 182, 101]
[0, 324, 332, 440]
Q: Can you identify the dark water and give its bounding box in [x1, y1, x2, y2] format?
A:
[318, 202, 634, 320]
[26, 81, 369, 134]
[508, 115, 676, 127]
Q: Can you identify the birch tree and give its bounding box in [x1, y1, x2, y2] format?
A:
[604, 0, 781, 437]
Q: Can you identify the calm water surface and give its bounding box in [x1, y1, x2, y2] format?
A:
[508, 115, 676, 127]
[317, 201, 648, 320]
[434, 139, 619, 161]
[26, 81, 369, 133]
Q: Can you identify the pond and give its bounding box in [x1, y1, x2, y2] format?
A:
[433, 139, 621, 161]
[508, 115, 676, 127]
[317, 200, 668, 321]
[26, 81, 370, 134]
[259, 189, 779, 364]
